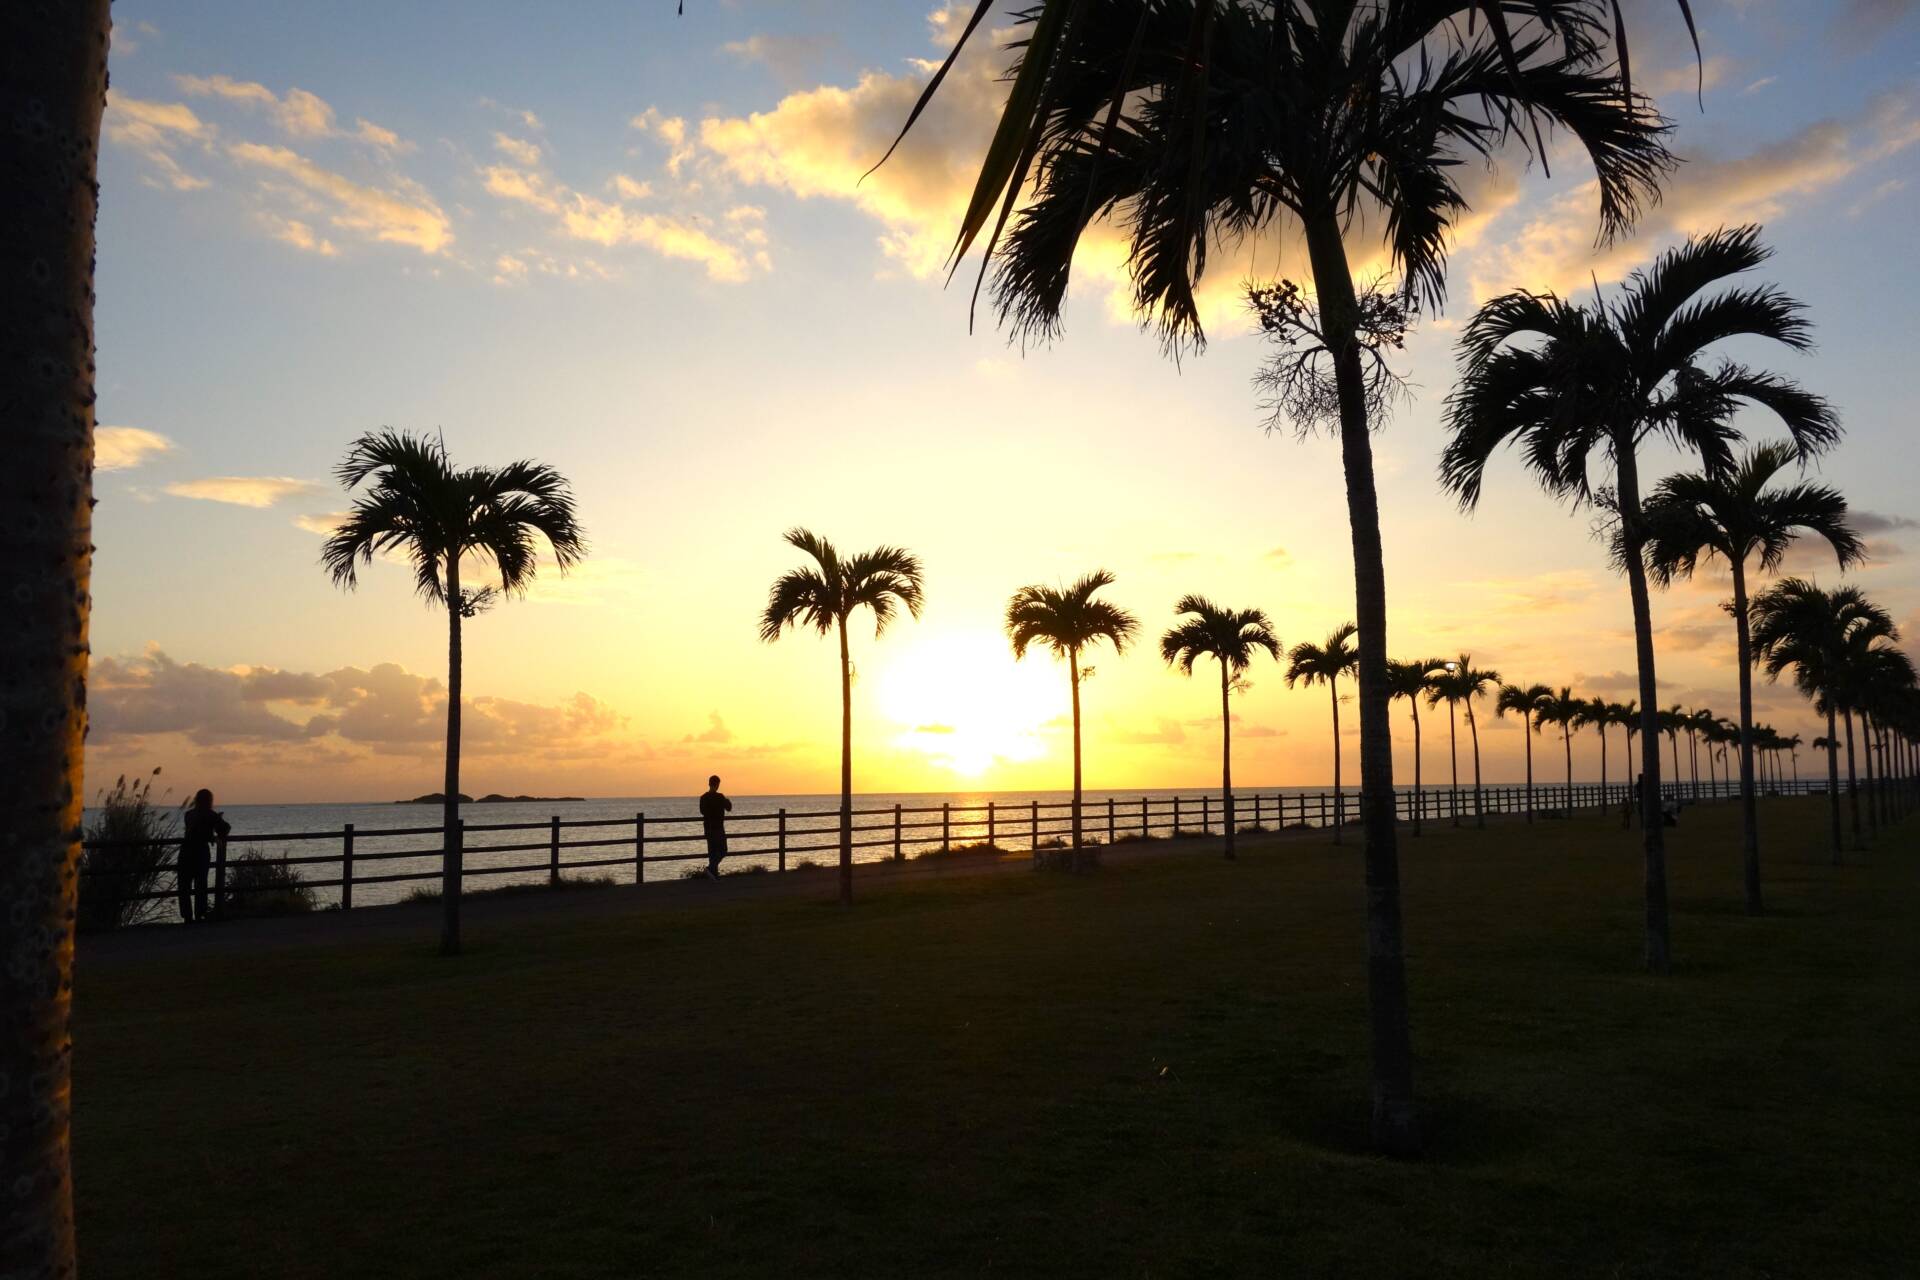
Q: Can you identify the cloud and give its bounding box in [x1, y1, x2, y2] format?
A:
[175, 74, 412, 151]
[1742, 76, 1778, 96]
[292, 511, 351, 537]
[1832, 0, 1918, 51]
[480, 155, 759, 281]
[1264, 547, 1293, 568]
[494, 132, 542, 166]
[1464, 569, 1607, 614]
[229, 142, 452, 253]
[260, 213, 338, 255]
[95, 426, 176, 471]
[1850, 511, 1919, 534]
[166, 476, 320, 508]
[103, 93, 212, 190]
[93, 647, 629, 760]
[683, 712, 734, 744]
[1639, 55, 1734, 101]
[1571, 670, 1640, 696]
[1472, 90, 1920, 298]
[1115, 717, 1187, 746]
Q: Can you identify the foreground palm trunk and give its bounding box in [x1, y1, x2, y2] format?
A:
[838, 615, 853, 906]
[1069, 649, 1083, 856]
[1730, 561, 1763, 914]
[1, 4, 108, 1273]
[441, 558, 464, 956]
[1305, 214, 1416, 1155]
[1824, 707, 1844, 862]
[1220, 659, 1235, 859]
[1468, 706, 1486, 829]
[1617, 449, 1673, 973]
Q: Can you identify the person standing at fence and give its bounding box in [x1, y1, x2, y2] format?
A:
[699, 775, 732, 878]
[178, 788, 230, 923]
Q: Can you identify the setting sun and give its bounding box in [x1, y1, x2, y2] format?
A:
[875, 629, 1059, 778]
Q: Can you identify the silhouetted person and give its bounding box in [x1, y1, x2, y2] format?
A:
[179, 788, 230, 923]
[699, 775, 732, 878]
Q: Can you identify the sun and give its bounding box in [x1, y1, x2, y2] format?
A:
[871, 628, 1061, 779]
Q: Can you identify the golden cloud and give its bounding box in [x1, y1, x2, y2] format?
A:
[166, 476, 321, 508]
[104, 93, 212, 190]
[229, 142, 452, 254]
[95, 425, 176, 471]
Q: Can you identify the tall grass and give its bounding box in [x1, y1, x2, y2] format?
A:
[79, 769, 178, 931]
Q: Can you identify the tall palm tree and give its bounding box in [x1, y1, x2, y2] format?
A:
[1424, 658, 1469, 828]
[323, 430, 585, 956]
[1576, 698, 1613, 807]
[1657, 706, 1687, 807]
[891, 0, 1673, 1157]
[1441, 226, 1839, 974]
[1785, 733, 1804, 788]
[1612, 700, 1641, 826]
[1496, 683, 1553, 822]
[1644, 438, 1860, 906]
[1437, 658, 1501, 830]
[1683, 707, 1717, 801]
[4, 5, 111, 1269]
[1750, 580, 1891, 862]
[1386, 659, 1446, 836]
[1286, 625, 1358, 844]
[761, 529, 925, 905]
[1008, 571, 1138, 862]
[1161, 596, 1281, 860]
[1537, 688, 1586, 814]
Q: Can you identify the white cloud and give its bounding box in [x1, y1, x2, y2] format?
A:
[493, 132, 542, 166]
[95, 426, 176, 471]
[229, 142, 452, 254]
[166, 476, 321, 508]
[261, 213, 338, 255]
[103, 93, 212, 190]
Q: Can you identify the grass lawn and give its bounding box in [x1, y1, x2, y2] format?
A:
[74, 797, 1918, 1278]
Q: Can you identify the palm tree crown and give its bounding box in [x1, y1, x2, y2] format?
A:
[1285, 624, 1359, 692]
[323, 429, 585, 606]
[1007, 570, 1138, 663]
[1160, 595, 1280, 679]
[1641, 440, 1861, 586]
[759, 528, 925, 643]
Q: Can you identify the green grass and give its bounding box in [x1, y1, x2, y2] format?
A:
[73, 798, 1919, 1278]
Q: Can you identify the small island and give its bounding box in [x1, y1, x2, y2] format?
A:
[395, 792, 586, 804]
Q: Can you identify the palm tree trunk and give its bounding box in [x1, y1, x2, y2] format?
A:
[1468, 705, 1485, 829]
[1735, 564, 1758, 917]
[1563, 726, 1573, 813]
[1669, 733, 1680, 804]
[1624, 727, 1636, 829]
[1825, 706, 1843, 863]
[1305, 210, 1416, 1156]
[0, 5, 109, 1272]
[1842, 706, 1862, 850]
[442, 560, 464, 956]
[1859, 709, 1878, 838]
[1070, 648, 1084, 860]
[1447, 699, 1460, 827]
[1220, 659, 1234, 860]
[1615, 444, 1671, 974]
[1330, 680, 1343, 845]
[1523, 715, 1535, 823]
[838, 613, 853, 906]
[1410, 701, 1423, 837]
[1599, 723, 1609, 811]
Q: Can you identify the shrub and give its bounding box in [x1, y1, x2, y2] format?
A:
[224, 853, 316, 918]
[916, 841, 1006, 859]
[79, 770, 179, 932]
[1236, 823, 1271, 836]
[1110, 831, 1161, 845]
[402, 875, 618, 904]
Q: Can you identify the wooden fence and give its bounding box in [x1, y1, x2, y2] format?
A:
[77, 776, 1836, 922]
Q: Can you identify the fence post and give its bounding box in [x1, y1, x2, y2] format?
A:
[341, 823, 355, 911]
[635, 812, 645, 886]
[1174, 795, 1182, 834]
[1030, 799, 1039, 851]
[941, 802, 950, 852]
[894, 803, 903, 861]
[988, 801, 996, 848]
[1141, 795, 1148, 837]
[1203, 793, 1211, 835]
[549, 815, 560, 886]
[1107, 796, 1116, 844]
[213, 832, 229, 918]
[778, 808, 787, 872]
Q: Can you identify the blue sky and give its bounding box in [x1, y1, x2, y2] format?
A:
[89, 1, 1920, 801]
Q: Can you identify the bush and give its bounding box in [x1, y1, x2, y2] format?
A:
[402, 875, 617, 904]
[915, 841, 1005, 859]
[79, 770, 179, 932]
[1236, 823, 1272, 836]
[1110, 831, 1162, 845]
[224, 853, 316, 918]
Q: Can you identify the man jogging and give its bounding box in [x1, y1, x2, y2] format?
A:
[699, 775, 732, 878]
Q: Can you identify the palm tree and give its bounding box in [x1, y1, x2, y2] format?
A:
[1657, 707, 1687, 807]
[1576, 698, 1613, 807]
[1684, 708, 1717, 801]
[5, 4, 111, 1269]
[1441, 226, 1839, 974]
[1286, 625, 1358, 844]
[1750, 580, 1892, 861]
[1437, 658, 1501, 830]
[323, 430, 585, 956]
[1424, 659, 1470, 828]
[1386, 659, 1447, 836]
[761, 529, 925, 905]
[1785, 733, 1804, 788]
[1008, 571, 1138, 863]
[1496, 683, 1553, 822]
[1537, 688, 1586, 814]
[1613, 700, 1641, 826]
[1641, 438, 1859, 900]
[1161, 596, 1281, 860]
[892, 0, 1673, 1157]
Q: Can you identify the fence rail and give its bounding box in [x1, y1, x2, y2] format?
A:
[80, 777, 1835, 921]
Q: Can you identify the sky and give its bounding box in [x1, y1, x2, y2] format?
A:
[87, 0, 1920, 803]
